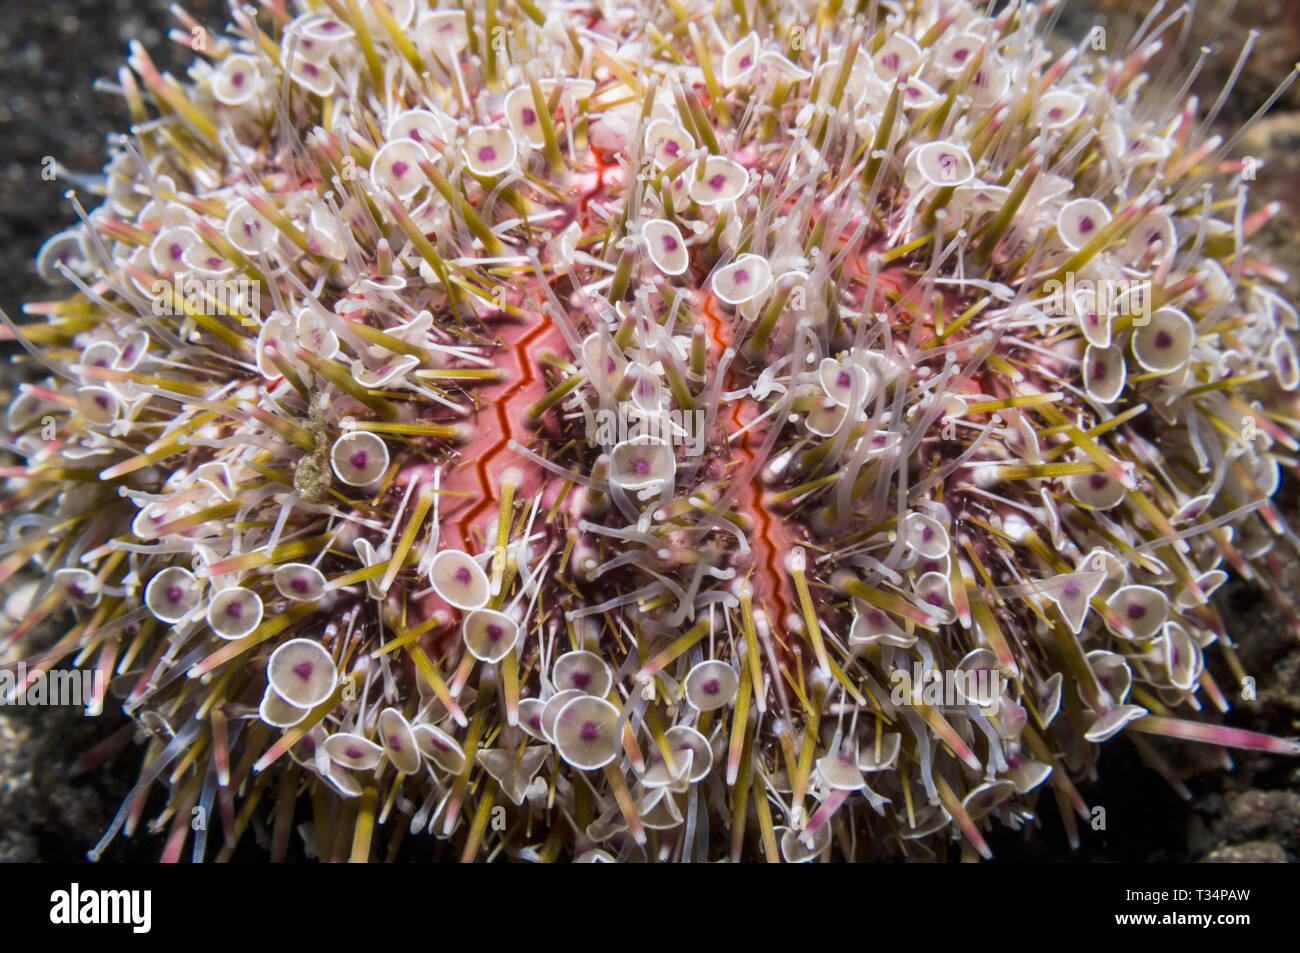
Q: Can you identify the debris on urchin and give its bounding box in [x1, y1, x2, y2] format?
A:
[3, 0, 1300, 862]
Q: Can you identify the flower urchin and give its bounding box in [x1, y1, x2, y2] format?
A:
[3, 0, 1300, 862]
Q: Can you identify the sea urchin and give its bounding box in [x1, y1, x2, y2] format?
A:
[2, 0, 1300, 863]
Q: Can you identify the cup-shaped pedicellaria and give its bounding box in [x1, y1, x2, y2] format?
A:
[642, 219, 690, 276]
[552, 650, 613, 696]
[683, 660, 739, 711]
[144, 567, 202, 624]
[429, 550, 490, 611]
[552, 696, 622, 770]
[540, 690, 587, 745]
[462, 608, 519, 663]
[206, 587, 264, 640]
[1132, 308, 1196, 374]
[413, 724, 466, 774]
[330, 432, 390, 487]
[324, 733, 385, 771]
[463, 126, 519, 177]
[273, 563, 327, 602]
[377, 708, 422, 775]
[258, 685, 309, 728]
[266, 639, 337, 710]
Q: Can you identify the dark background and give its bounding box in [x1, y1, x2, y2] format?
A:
[0, 0, 1297, 862]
